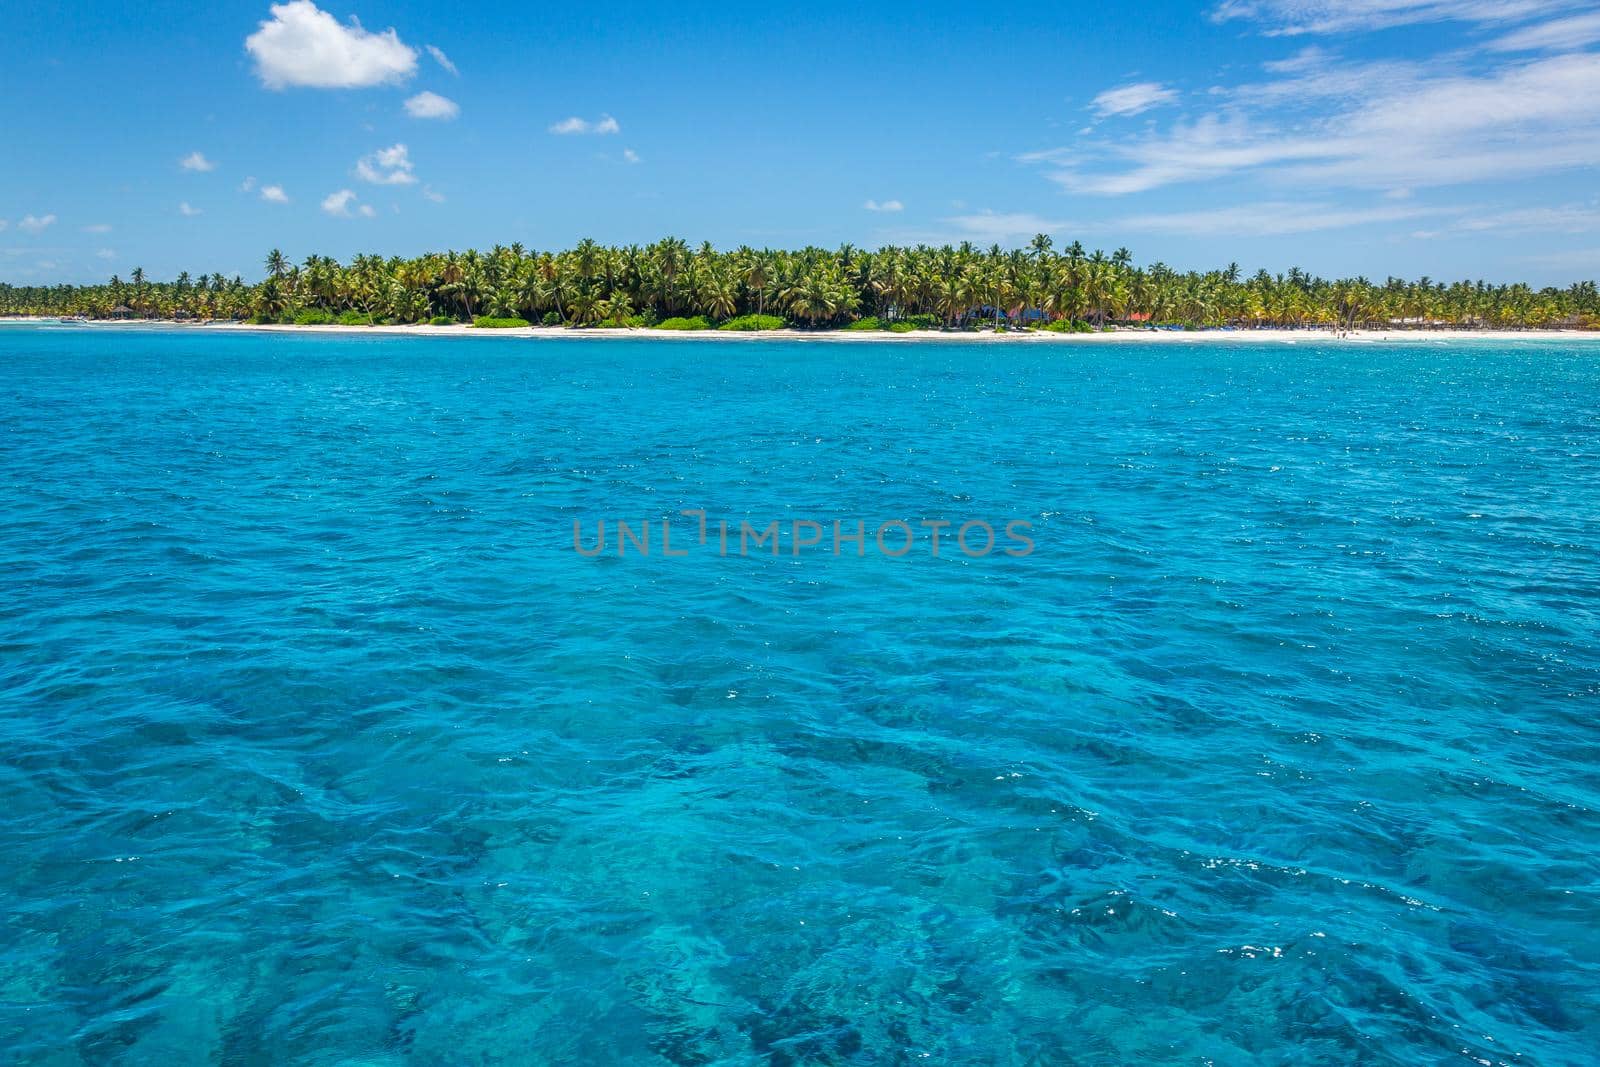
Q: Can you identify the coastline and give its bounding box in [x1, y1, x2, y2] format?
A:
[5, 316, 1600, 344]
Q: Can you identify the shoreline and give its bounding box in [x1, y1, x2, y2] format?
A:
[5, 317, 1600, 345]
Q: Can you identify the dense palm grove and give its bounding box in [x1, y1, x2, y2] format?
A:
[3, 237, 1598, 329]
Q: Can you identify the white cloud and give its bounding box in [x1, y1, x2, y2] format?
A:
[863, 199, 905, 212]
[1234, 47, 1429, 106]
[321, 189, 357, 215]
[943, 211, 1071, 243]
[180, 151, 216, 172]
[245, 0, 418, 89]
[1091, 82, 1180, 118]
[1515, 245, 1600, 270]
[179, 201, 203, 216]
[355, 143, 417, 184]
[1112, 200, 1447, 236]
[549, 114, 620, 135]
[241, 176, 258, 192]
[404, 90, 459, 119]
[426, 44, 457, 75]
[422, 185, 445, 202]
[1210, 0, 1582, 36]
[622, 148, 640, 164]
[96, 248, 116, 260]
[260, 185, 289, 203]
[0, 221, 8, 232]
[18, 214, 56, 235]
[318, 190, 376, 218]
[1452, 203, 1600, 232]
[1034, 50, 1600, 195]
[81, 223, 112, 233]
[1490, 12, 1600, 52]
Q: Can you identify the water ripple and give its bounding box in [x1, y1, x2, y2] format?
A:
[1, 330, 1597, 1064]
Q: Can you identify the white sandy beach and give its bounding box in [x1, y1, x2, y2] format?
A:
[6, 317, 1599, 344]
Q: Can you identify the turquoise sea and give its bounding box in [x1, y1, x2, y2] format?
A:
[2, 325, 1597, 1065]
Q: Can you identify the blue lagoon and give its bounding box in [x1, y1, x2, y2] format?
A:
[1, 327, 1597, 1063]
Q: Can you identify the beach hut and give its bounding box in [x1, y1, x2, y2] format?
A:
[109, 305, 133, 320]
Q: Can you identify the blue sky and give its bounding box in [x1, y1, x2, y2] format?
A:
[3, 0, 1599, 285]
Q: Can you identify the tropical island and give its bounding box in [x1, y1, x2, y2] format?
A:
[3, 237, 1598, 333]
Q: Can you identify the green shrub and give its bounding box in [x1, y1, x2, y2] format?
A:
[473, 316, 531, 328]
[540, 311, 561, 326]
[719, 313, 786, 331]
[595, 314, 649, 329]
[900, 313, 939, 330]
[247, 313, 278, 325]
[844, 316, 883, 331]
[1042, 318, 1094, 333]
[654, 315, 713, 331]
[428, 315, 455, 326]
[293, 308, 334, 325]
[887, 321, 916, 333]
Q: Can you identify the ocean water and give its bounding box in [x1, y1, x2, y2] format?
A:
[2, 325, 1597, 1066]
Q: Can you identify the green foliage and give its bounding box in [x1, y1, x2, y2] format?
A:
[8, 241, 1596, 330]
[1042, 318, 1094, 333]
[428, 315, 455, 326]
[292, 309, 334, 325]
[654, 315, 713, 331]
[247, 313, 278, 325]
[337, 309, 374, 326]
[594, 314, 650, 329]
[473, 316, 531, 328]
[842, 316, 916, 333]
[718, 313, 786, 331]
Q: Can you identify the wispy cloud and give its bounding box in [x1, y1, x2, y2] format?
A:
[425, 44, 458, 75]
[355, 143, 417, 184]
[1489, 12, 1600, 52]
[422, 185, 445, 202]
[18, 214, 56, 235]
[245, 0, 417, 89]
[179, 201, 203, 216]
[1210, 0, 1582, 36]
[81, 223, 112, 234]
[404, 90, 458, 119]
[260, 185, 289, 203]
[622, 148, 641, 164]
[549, 114, 620, 135]
[863, 199, 904, 213]
[942, 211, 1071, 243]
[1111, 200, 1449, 236]
[1032, 50, 1600, 195]
[1451, 203, 1600, 232]
[180, 151, 216, 172]
[1091, 82, 1179, 118]
[96, 248, 116, 260]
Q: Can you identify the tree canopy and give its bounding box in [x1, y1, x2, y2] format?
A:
[4, 239, 1597, 330]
